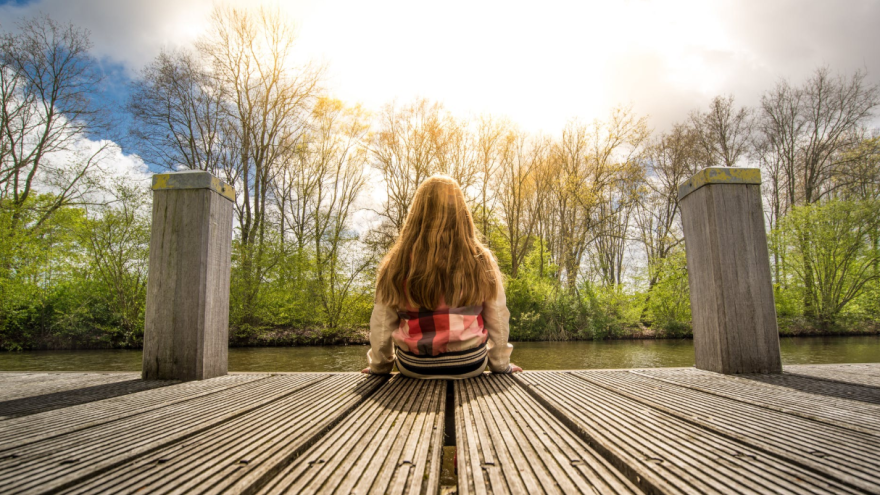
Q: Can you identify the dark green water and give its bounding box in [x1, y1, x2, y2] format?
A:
[0, 336, 877, 372]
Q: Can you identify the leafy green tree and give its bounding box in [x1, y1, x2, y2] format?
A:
[644, 249, 692, 336]
[773, 199, 880, 328]
[77, 183, 150, 346]
[0, 195, 85, 350]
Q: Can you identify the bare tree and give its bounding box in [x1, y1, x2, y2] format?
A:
[435, 114, 479, 199]
[759, 67, 880, 317]
[127, 49, 235, 182]
[473, 114, 511, 239]
[760, 67, 880, 206]
[369, 98, 445, 248]
[195, 6, 322, 322]
[590, 159, 644, 287]
[496, 129, 549, 277]
[0, 15, 111, 227]
[759, 81, 803, 214]
[548, 107, 649, 290]
[832, 135, 880, 201]
[689, 94, 754, 168]
[276, 98, 370, 328]
[634, 124, 700, 291]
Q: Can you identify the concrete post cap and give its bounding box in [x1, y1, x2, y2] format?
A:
[152, 170, 236, 202]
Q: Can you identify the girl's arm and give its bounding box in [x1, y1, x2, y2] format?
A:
[366, 301, 398, 374]
[484, 263, 514, 373]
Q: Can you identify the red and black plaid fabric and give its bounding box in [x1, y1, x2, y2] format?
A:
[393, 305, 487, 357]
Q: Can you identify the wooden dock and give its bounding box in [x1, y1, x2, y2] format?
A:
[1, 364, 879, 494]
[12, 166, 863, 493]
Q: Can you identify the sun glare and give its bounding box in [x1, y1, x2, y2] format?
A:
[250, 0, 741, 132]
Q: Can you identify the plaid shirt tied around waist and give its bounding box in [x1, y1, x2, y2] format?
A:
[392, 304, 487, 356]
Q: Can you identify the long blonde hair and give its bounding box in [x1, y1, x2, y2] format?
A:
[376, 175, 498, 310]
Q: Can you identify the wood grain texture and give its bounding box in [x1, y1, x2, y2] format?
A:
[819, 363, 880, 377]
[0, 374, 260, 450]
[256, 375, 443, 495]
[2, 368, 878, 494]
[0, 378, 172, 420]
[0, 373, 121, 385]
[728, 367, 880, 404]
[786, 363, 880, 388]
[63, 374, 384, 495]
[142, 187, 233, 381]
[633, 367, 880, 436]
[680, 182, 782, 374]
[0, 373, 140, 404]
[517, 371, 862, 494]
[575, 370, 880, 493]
[456, 374, 641, 495]
[0, 374, 326, 494]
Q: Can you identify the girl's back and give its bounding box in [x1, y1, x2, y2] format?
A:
[364, 175, 520, 379]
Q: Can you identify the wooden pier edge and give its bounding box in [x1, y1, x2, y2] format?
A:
[1, 365, 879, 493]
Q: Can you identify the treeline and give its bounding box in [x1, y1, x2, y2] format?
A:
[1, 8, 879, 351]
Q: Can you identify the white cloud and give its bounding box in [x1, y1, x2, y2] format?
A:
[0, 0, 214, 76]
[89, 143, 152, 188]
[34, 136, 152, 207]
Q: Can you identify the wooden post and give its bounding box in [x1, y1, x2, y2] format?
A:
[142, 171, 235, 381]
[679, 167, 782, 374]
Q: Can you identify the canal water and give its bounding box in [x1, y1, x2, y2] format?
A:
[0, 335, 877, 372]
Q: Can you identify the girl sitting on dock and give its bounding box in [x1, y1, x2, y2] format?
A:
[362, 174, 522, 379]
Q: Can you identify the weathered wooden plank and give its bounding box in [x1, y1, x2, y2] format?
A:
[789, 363, 880, 379]
[0, 372, 138, 389]
[575, 370, 880, 493]
[787, 364, 880, 388]
[0, 374, 328, 494]
[0, 377, 174, 420]
[725, 369, 880, 405]
[633, 368, 880, 436]
[62, 374, 384, 495]
[0, 372, 103, 384]
[2, 366, 877, 495]
[0, 373, 140, 403]
[456, 374, 641, 495]
[810, 363, 880, 377]
[517, 371, 861, 494]
[256, 375, 444, 495]
[0, 374, 264, 450]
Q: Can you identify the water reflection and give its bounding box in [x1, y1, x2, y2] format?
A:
[0, 335, 877, 372]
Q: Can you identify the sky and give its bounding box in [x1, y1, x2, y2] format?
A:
[2, 0, 879, 139]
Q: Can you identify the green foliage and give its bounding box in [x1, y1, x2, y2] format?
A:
[587, 284, 647, 339]
[229, 242, 374, 344]
[0, 189, 151, 351]
[771, 199, 880, 330]
[1, 196, 83, 350]
[644, 250, 692, 337]
[7, 194, 879, 351]
[502, 239, 653, 341]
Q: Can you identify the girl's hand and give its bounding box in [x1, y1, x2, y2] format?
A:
[509, 365, 523, 373]
[361, 368, 371, 374]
